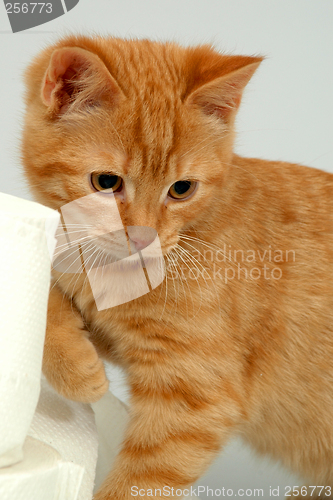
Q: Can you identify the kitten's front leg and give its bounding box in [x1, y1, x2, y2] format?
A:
[94, 370, 240, 499]
[43, 284, 109, 402]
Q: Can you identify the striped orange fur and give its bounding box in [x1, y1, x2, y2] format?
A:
[22, 36, 333, 499]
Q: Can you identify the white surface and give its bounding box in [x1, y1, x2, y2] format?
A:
[29, 378, 98, 500]
[0, 437, 83, 500]
[0, 1, 332, 497]
[92, 385, 129, 492]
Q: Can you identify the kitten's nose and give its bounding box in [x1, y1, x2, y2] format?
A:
[127, 226, 157, 252]
[130, 236, 155, 251]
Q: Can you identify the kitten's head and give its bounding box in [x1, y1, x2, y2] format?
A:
[22, 36, 261, 257]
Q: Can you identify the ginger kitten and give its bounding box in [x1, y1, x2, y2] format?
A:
[22, 35, 333, 499]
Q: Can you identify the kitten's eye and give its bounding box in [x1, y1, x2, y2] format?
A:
[91, 173, 123, 192]
[168, 180, 197, 200]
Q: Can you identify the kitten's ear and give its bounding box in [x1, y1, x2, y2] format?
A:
[41, 46, 125, 116]
[186, 56, 262, 122]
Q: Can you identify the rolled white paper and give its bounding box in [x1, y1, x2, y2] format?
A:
[0, 193, 59, 468]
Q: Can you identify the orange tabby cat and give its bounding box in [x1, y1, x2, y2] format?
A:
[22, 35, 333, 499]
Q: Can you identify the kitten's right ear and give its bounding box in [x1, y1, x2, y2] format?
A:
[41, 46, 125, 116]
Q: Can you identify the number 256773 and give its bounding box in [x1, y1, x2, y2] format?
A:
[5, 3, 53, 14]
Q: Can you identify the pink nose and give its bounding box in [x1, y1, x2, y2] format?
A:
[130, 236, 155, 251]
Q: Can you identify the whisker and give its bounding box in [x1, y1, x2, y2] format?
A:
[173, 246, 197, 319]
[51, 241, 96, 293]
[168, 250, 190, 321]
[158, 255, 169, 321]
[53, 234, 103, 257]
[179, 234, 257, 286]
[175, 245, 209, 319]
[177, 244, 223, 319]
[167, 254, 180, 314]
[179, 234, 239, 270]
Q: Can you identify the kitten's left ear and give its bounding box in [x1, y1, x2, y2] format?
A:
[186, 57, 262, 122]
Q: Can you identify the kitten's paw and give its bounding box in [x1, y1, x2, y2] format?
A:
[44, 336, 109, 403]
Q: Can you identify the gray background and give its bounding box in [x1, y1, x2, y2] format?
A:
[0, 1, 332, 498]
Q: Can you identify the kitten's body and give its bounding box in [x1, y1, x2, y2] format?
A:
[22, 36, 333, 499]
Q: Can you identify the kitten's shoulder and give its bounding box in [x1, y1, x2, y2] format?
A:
[232, 154, 333, 211]
[234, 154, 333, 180]
[233, 154, 333, 190]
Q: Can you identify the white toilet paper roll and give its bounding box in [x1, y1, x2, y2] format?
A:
[0, 193, 59, 468]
